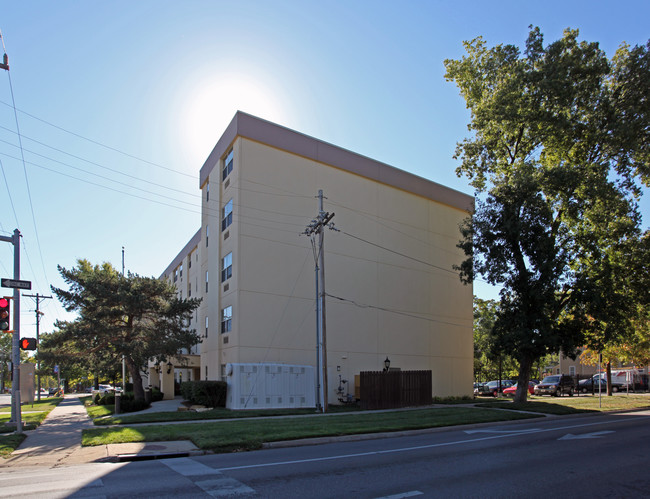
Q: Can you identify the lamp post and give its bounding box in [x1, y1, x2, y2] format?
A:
[383, 357, 391, 372]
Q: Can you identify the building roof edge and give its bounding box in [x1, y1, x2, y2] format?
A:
[199, 111, 473, 212]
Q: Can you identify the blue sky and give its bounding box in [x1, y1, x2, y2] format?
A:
[1, 1, 648, 337]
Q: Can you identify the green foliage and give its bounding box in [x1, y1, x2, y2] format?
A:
[49, 259, 202, 401]
[180, 380, 227, 408]
[93, 391, 151, 413]
[445, 27, 650, 402]
[151, 387, 164, 402]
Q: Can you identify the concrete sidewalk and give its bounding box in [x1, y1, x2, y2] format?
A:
[1, 395, 199, 468]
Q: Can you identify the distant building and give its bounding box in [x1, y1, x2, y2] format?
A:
[154, 112, 474, 402]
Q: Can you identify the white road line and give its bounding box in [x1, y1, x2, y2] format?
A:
[161, 456, 219, 476]
[217, 415, 648, 472]
[162, 457, 255, 497]
[374, 491, 423, 499]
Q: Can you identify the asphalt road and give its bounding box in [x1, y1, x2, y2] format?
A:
[1, 409, 649, 498]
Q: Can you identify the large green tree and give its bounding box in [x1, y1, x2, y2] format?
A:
[51, 259, 201, 401]
[445, 27, 649, 402]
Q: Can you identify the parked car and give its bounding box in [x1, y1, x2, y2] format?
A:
[476, 380, 515, 397]
[578, 377, 608, 393]
[503, 381, 536, 397]
[534, 375, 574, 396]
[94, 384, 115, 396]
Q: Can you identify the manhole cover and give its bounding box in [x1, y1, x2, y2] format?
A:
[143, 444, 166, 451]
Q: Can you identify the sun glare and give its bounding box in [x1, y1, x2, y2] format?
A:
[179, 72, 290, 166]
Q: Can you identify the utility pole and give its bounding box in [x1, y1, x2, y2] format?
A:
[0, 229, 22, 433]
[121, 247, 126, 393]
[302, 190, 336, 412]
[24, 293, 52, 401]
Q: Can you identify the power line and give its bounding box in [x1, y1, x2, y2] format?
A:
[325, 293, 470, 329]
[340, 229, 458, 276]
[0, 132, 199, 198]
[0, 99, 194, 178]
[1, 33, 51, 291]
[0, 157, 19, 228]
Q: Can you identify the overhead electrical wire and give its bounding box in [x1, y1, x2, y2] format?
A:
[0, 157, 19, 228]
[325, 293, 470, 329]
[0, 99, 195, 178]
[0, 30, 51, 291]
[0, 131, 199, 198]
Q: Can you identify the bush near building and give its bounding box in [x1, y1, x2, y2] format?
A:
[180, 380, 227, 408]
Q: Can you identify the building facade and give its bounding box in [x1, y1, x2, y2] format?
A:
[160, 112, 474, 401]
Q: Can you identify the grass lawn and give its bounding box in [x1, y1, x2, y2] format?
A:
[0, 397, 63, 432]
[95, 405, 357, 426]
[0, 397, 63, 457]
[83, 406, 540, 453]
[82, 393, 650, 455]
[479, 393, 650, 414]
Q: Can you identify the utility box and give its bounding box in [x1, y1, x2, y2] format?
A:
[226, 363, 315, 410]
[20, 363, 35, 405]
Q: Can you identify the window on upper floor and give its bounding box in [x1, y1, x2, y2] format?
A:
[205, 271, 209, 293]
[206, 181, 210, 202]
[222, 148, 233, 181]
[221, 252, 232, 282]
[174, 268, 178, 282]
[222, 199, 233, 231]
[205, 316, 209, 337]
[206, 225, 209, 247]
[221, 306, 232, 333]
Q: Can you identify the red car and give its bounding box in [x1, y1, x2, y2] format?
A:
[503, 381, 536, 396]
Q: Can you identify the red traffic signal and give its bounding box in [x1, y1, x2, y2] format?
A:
[0, 297, 10, 332]
[20, 337, 37, 350]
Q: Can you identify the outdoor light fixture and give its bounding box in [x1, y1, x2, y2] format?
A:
[383, 357, 391, 372]
[167, 361, 173, 374]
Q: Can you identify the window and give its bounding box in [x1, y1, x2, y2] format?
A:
[206, 225, 209, 247]
[205, 365, 208, 380]
[222, 199, 233, 231]
[569, 366, 576, 376]
[174, 268, 178, 282]
[205, 271, 209, 293]
[222, 149, 233, 181]
[221, 306, 232, 333]
[205, 316, 209, 337]
[206, 181, 209, 202]
[179, 264, 183, 279]
[221, 252, 232, 282]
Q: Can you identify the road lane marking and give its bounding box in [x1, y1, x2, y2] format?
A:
[464, 428, 542, 434]
[162, 457, 256, 497]
[374, 491, 423, 499]
[216, 415, 648, 472]
[558, 431, 615, 440]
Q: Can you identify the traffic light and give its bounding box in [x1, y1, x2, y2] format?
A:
[0, 297, 10, 332]
[20, 337, 37, 350]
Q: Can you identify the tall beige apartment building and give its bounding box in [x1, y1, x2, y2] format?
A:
[159, 112, 474, 401]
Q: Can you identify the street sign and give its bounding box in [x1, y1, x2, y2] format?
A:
[1, 278, 32, 290]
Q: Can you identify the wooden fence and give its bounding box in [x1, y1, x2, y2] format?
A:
[359, 370, 432, 410]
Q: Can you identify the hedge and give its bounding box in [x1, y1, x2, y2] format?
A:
[94, 388, 163, 413]
[180, 380, 227, 408]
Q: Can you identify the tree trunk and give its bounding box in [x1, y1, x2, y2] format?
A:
[606, 361, 612, 396]
[513, 356, 534, 403]
[125, 357, 145, 401]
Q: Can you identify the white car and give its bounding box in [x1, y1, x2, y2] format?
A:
[94, 384, 115, 396]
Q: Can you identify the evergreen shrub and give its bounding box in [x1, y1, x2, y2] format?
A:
[180, 380, 227, 407]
